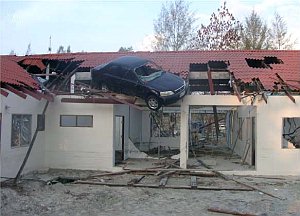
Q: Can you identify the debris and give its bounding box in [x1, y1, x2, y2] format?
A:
[159, 177, 168, 187]
[207, 207, 259, 216]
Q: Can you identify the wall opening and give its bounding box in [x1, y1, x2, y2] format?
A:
[188, 106, 256, 170]
[282, 117, 300, 149]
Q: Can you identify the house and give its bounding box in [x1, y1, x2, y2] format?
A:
[1, 50, 299, 178]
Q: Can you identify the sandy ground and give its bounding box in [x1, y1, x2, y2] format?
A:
[1, 169, 300, 216]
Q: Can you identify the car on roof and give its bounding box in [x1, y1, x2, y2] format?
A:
[91, 56, 187, 111]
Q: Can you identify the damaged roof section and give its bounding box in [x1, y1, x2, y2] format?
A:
[5, 50, 299, 104]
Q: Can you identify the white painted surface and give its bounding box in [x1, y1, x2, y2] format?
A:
[45, 96, 114, 171]
[0, 92, 47, 177]
[255, 96, 300, 175]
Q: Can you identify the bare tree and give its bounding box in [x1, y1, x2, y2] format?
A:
[57, 45, 71, 53]
[153, 0, 195, 51]
[194, 1, 242, 50]
[241, 10, 270, 50]
[9, 50, 16, 55]
[25, 43, 31, 55]
[269, 12, 296, 50]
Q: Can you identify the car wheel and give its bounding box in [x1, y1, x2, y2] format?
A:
[146, 95, 162, 111]
[101, 83, 109, 92]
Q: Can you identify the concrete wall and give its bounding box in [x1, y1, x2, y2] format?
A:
[0, 93, 47, 177]
[129, 107, 142, 144]
[45, 96, 114, 171]
[255, 96, 300, 175]
[233, 106, 256, 165]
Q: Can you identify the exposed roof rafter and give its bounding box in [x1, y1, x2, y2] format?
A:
[3, 84, 27, 99]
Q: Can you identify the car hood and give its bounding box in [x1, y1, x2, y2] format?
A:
[145, 72, 184, 92]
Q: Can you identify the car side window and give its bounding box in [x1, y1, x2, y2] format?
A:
[124, 70, 138, 82]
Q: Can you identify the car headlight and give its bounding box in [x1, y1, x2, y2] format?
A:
[160, 91, 174, 97]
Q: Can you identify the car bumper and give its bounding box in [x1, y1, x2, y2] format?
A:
[161, 86, 188, 105]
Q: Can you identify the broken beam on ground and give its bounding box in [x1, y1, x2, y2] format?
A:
[207, 207, 259, 216]
[75, 180, 252, 191]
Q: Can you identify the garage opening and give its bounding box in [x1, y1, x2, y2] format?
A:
[187, 105, 256, 171]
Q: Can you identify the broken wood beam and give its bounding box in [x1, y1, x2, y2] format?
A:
[1, 88, 9, 97]
[3, 84, 27, 99]
[230, 178, 284, 200]
[159, 177, 169, 187]
[207, 207, 259, 216]
[75, 180, 252, 191]
[190, 176, 197, 189]
[275, 73, 296, 103]
[127, 175, 145, 185]
[159, 171, 176, 178]
[83, 170, 132, 180]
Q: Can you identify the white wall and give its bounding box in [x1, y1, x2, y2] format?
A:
[45, 96, 114, 171]
[255, 96, 300, 175]
[0, 93, 47, 178]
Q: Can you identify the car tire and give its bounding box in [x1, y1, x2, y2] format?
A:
[146, 95, 162, 111]
[101, 83, 109, 92]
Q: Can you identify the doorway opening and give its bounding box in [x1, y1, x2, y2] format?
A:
[114, 115, 125, 164]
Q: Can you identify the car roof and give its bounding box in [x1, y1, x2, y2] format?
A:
[107, 56, 149, 70]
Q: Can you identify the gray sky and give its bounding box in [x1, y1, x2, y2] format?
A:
[1, 0, 299, 55]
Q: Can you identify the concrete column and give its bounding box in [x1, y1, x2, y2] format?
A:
[180, 101, 189, 168]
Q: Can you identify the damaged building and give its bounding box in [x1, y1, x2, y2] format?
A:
[1, 50, 300, 178]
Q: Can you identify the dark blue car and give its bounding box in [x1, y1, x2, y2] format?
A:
[91, 56, 187, 111]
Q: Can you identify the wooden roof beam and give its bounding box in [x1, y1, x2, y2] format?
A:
[1, 88, 9, 97]
[253, 78, 267, 104]
[3, 84, 27, 99]
[275, 73, 296, 103]
[20, 86, 42, 100]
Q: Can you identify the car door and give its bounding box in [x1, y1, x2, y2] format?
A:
[103, 65, 124, 93]
[121, 70, 147, 98]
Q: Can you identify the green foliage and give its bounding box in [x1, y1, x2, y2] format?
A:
[153, 0, 195, 51]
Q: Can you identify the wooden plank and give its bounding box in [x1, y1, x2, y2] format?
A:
[127, 175, 145, 185]
[190, 176, 197, 189]
[231, 178, 284, 200]
[61, 97, 123, 104]
[207, 69, 215, 95]
[1, 88, 9, 97]
[159, 177, 169, 187]
[20, 87, 42, 100]
[3, 84, 27, 99]
[208, 207, 259, 216]
[275, 73, 296, 103]
[159, 171, 176, 178]
[75, 180, 252, 191]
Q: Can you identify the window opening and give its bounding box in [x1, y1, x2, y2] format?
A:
[282, 117, 300, 149]
[60, 115, 93, 127]
[151, 112, 180, 137]
[11, 114, 32, 147]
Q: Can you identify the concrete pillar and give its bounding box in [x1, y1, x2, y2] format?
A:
[180, 101, 189, 168]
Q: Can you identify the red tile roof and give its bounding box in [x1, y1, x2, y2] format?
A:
[10, 50, 300, 91]
[0, 56, 39, 89]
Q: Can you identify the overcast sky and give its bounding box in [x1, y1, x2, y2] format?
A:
[1, 0, 299, 55]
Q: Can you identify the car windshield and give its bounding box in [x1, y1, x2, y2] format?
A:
[134, 62, 164, 82]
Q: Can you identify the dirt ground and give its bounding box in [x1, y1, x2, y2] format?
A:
[1, 168, 300, 216]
